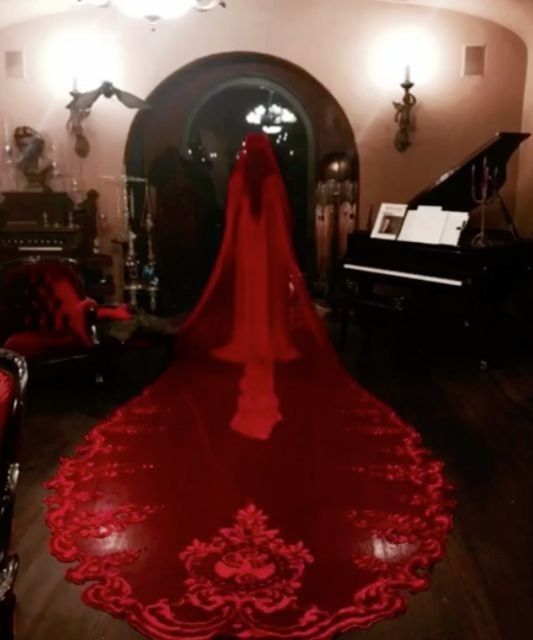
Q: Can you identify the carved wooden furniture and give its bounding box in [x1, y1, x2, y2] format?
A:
[315, 153, 357, 297]
[0, 190, 115, 301]
[0, 349, 27, 640]
[0, 257, 99, 363]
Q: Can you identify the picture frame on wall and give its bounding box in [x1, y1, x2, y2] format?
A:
[371, 203, 408, 240]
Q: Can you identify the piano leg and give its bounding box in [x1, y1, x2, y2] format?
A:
[339, 274, 370, 350]
[462, 283, 493, 371]
[497, 193, 520, 241]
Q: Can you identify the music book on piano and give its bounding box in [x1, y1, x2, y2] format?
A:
[370, 203, 408, 240]
[397, 206, 469, 245]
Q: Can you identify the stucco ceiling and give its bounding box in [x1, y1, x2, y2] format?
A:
[381, 0, 533, 41]
[0, 1, 81, 28]
[0, 0, 531, 41]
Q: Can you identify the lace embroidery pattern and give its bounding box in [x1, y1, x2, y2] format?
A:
[179, 504, 313, 615]
[44, 373, 454, 640]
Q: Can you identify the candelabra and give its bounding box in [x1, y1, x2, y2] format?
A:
[471, 157, 499, 247]
[393, 66, 417, 152]
[116, 169, 159, 311]
[124, 227, 141, 307]
[1, 126, 16, 190]
[141, 186, 159, 313]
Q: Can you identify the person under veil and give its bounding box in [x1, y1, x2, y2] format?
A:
[178, 133, 327, 439]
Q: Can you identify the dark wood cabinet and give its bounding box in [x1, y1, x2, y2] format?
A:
[0, 190, 115, 301]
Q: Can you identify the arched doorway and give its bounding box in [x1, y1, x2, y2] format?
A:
[125, 52, 357, 314]
[182, 77, 314, 272]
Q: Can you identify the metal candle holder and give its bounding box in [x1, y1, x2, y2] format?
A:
[118, 171, 159, 311]
[471, 157, 499, 247]
[142, 186, 159, 313]
[393, 73, 417, 152]
[124, 228, 141, 307]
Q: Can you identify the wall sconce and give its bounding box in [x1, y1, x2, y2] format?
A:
[393, 65, 417, 152]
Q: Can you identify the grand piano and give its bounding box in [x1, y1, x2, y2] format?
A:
[341, 132, 533, 363]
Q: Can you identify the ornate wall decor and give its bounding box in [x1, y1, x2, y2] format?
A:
[66, 82, 151, 158]
[393, 66, 417, 152]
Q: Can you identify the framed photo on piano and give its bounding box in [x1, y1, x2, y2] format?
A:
[371, 203, 408, 240]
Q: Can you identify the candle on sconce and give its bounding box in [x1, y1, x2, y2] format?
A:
[405, 64, 411, 83]
[129, 190, 135, 220]
[2, 119, 11, 162]
[72, 76, 78, 93]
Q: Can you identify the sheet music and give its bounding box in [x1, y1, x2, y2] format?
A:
[397, 206, 469, 246]
[397, 206, 446, 244]
[440, 211, 470, 245]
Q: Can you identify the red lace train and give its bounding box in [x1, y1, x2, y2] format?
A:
[44, 134, 454, 639]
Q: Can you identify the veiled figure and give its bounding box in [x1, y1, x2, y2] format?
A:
[179, 133, 326, 364]
[179, 133, 326, 438]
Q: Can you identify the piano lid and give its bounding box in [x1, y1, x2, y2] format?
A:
[408, 132, 530, 211]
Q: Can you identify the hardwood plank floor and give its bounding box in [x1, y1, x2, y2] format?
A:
[10, 325, 533, 639]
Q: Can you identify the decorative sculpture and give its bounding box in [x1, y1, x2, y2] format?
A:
[66, 81, 151, 112]
[66, 106, 91, 159]
[66, 81, 151, 158]
[13, 126, 54, 191]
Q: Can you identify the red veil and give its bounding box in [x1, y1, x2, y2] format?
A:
[178, 133, 333, 439]
[44, 133, 453, 640]
[179, 133, 326, 362]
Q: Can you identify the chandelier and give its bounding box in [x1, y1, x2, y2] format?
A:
[110, 0, 226, 23]
[246, 92, 297, 135]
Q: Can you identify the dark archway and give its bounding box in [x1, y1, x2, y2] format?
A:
[182, 78, 313, 274]
[125, 52, 357, 314]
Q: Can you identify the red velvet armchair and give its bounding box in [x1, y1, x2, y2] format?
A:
[0, 349, 27, 640]
[0, 257, 99, 364]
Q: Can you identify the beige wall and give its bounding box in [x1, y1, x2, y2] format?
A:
[517, 50, 533, 233]
[0, 0, 527, 256]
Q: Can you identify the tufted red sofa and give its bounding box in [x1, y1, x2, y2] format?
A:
[0, 349, 27, 640]
[0, 258, 98, 361]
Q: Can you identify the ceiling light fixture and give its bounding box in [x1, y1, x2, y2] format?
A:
[246, 92, 297, 136]
[113, 0, 226, 24]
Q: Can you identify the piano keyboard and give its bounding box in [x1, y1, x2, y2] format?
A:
[18, 246, 64, 252]
[344, 264, 464, 287]
[0, 229, 79, 253]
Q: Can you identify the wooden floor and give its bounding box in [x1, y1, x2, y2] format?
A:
[11, 320, 533, 640]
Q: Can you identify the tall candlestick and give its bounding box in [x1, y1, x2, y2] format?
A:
[2, 119, 12, 169]
[121, 171, 130, 239]
[129, 190, 135, 220]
